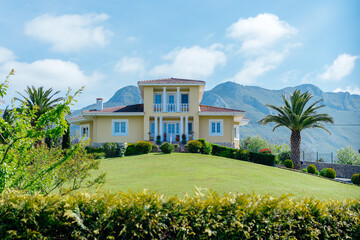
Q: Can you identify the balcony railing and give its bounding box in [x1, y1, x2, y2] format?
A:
[153, 103, 189, 112]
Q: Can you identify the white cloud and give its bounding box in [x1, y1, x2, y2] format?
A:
[319, 54, 359, 81]
[150, 45, 226, 79]
[228, 51, 286, 84]
[126, 36, 138, 42]
[114, 57, 145, 74]
[25, 13, 112, 52]
[333, 86, 360, 95]
[0, 47, 16, 63]
[226, 13, 297, 53]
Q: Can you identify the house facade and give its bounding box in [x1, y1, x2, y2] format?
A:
[70, 78, 249, 148]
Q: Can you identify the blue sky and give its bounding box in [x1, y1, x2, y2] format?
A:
[0, 0, 359, 108]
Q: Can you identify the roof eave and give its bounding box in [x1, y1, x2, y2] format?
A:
[82, 112, 144, 116]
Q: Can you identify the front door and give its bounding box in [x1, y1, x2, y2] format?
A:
[167, 123, 176, 141]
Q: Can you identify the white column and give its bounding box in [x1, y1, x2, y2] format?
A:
[154, 116, 158, 140]
[180, 116, 184, 139]
[185, 116, 189, 141]
[177, 87, 180, 112]
[162, 87, 167, 112]
[159, 116, 163, 141]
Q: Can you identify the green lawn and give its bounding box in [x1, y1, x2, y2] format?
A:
[92, 153, 360, 200]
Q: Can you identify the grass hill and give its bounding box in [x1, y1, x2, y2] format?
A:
[90, 153, 360, 200]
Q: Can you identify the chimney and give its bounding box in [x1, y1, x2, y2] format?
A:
[96, 98, 103, 111]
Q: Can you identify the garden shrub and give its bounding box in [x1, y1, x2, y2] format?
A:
[307, 164, 316, 174]
[220, 148, 234, 158]
[85, 146, 103, 154]
[351, 173, 360, 185]
[278, 150, 291, 163]
[160, 142, 175, 154]
[1, 190, 359, 239]
[186, 140, 203, 153]
[124, 144, 137, 156]
[211, 144, 222, 156]
[259, 148, 272, 154]
[250, 152, 276, 166]
[135, 141, 152, 154]
[92, 152, 106, 159]
[201, 142, 212, 155]
[235, 149, 250, 161]
[284, 159, 294, 169]
[320, 168, 327, 177]
[102, 142, 121, 158]
[324, 168, 336, 179]
[302, 168, 308, 173]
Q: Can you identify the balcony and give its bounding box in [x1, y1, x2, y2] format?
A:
[153, 103, 189, 113]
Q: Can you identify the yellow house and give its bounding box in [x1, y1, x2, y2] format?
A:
[70, 78, 249, 148]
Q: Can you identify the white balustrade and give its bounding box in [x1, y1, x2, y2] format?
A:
[154, 104, 162, 112]
[154, 103, 189, 112]
[181, 103, 189, 112]
[167, 103, 176, 112]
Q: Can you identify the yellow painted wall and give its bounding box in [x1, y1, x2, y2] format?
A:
[199, 116, 234, 143]
[80, 121, 93, 143]
[90, 116, 144, 143]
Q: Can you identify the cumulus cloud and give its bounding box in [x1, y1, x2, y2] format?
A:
[0, 47, 16, 63]
[226, 13, 297, 53]
[318, 54, 359, 81]
[333, 86, 360, 95]
[25, 13, 112, 52]
[150, 45, 226, 79]
[114, 57, 145, 74]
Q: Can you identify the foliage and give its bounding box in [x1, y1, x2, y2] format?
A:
[259, 90, 334, 170]
[307, 164, 317, 174]
[235, 149, 250, 161]
[92, 152, 106, 159]
[319, 168, 327, 177]
[124, 144, 137, 156]
[284, 159, 294, 169]
[1, 190, 359, 239]
[259, 148, 272, 154]
[62, 120, 71, 149]
[220, 148, 234, 158]
[277, 150, 291, 163]
[186, 140, 203, 153]
[159, 142, 175, 154]
[336, 146, 360, 165]
[324, 168, 336, 179]
[201, 142, 212, 155]
[250, 152, 276, 166]
[102, 142, 121, 158]
[240, 135, 271, 153]
[152, 144, 159, 152]
[135, 141, 152, 154]
[302, 168, 308, 173]
[351, 173, 360, 185]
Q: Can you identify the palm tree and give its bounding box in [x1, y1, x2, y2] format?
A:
[259, 90, 334, 169]
[15, 86, 63, 123]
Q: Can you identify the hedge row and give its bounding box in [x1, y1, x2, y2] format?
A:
[0, 190, 359, 239]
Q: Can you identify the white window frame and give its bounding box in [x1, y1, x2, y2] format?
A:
[80, 124, 90, 140]
[154, 94, 162, 104]
[112, 119, 129, 136]
[209, 119, 223, 136]
[234, 125, 239, 140]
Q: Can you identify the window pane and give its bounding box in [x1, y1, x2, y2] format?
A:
[151, 123, 155, 134]
[176, 123, 179, 134]
[121, 122, 126, 133]
[181, 94, 189, 104]
[212, 122, 215, 133]
[155, 95, 162, 104]
[234, 127, 236, 138]
[217, 122, 220, 133]
[169, 95, 174, 104]
[114, 122, 119, 133]
[188, 122, 192, 134]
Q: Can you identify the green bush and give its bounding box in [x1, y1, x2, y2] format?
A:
[278, 150, 291, 163]
[235, 149, 250, 161]
[135, 141, 152, 154]
[186, 140, 203, 153]
[85, 146, 103, 154]
[160, 142, 175, 154]
[250, 152, 276, 166]
[92, 152, 106, 159]
[307, 164, 317, 174]
[220, 149, 234, 158]
[102, 142, 121, 158]
[202, 142, 212, 155]
[1, 190, 359, 239]
[324, 168, 336, 179]
[124, 144, 137, 156]
[284, 159, 294, 169]
[211, 144, 222, 156]
[351, 173, 360, 185]
[302, 168, 308, 173]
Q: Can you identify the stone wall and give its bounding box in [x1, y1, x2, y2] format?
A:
[301, 161, 360, 178]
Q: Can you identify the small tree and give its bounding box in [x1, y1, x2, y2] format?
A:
[336, 146, 360, 165]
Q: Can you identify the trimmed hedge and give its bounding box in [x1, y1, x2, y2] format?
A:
[250, 152, 276, 166]
[124, 143, 137, 156]
[135, 141, 152, 154]
[0, 191, 359, 239]
[235, 149, 250, 161]
[186, 140, 202, 153]
[307, 164, 317, 174]
[284, 159, 294, 169]
[159, 142, 175, 154]
[351, 173, 360, 185]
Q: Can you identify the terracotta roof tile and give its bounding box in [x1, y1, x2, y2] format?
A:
[199, 104, 245, 113]
[83, 104, 144, 113]
[138, 77, 205, 85]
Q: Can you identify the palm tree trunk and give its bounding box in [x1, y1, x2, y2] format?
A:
[291, 131, 301, 170]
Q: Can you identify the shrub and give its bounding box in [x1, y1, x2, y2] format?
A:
[197, 138, 206, 145]
[235, 149, 250, 161]
[259, 148, 272, 154]
[202, 142, 212, 155]
[315, 170, 320, 175]
[324, 168, 336, 179]
[320, 168, 327, 177]
[1, 191, 359, 239]
[307, 164, 316, 174]
[102, 142, 121, 158]
[124, 144, 137, 156]
[211, 144, 222, 156]
[278, 150, 291, 163]
[92, 152, 106, 159]
[250, 152, 276, 166]
[135, 141, 152, 154]
[351, 173, 360, 185]
[240, 135, 271, 153]
[152, 144, 159, 152]
[160, 142, 175, 154]
[220, 149, 234, 158]
[302, 168, 307, 173]
[284, 159, 294, 169]
[85, 146, 103, 154]
[186, 140, 203, 153]
[336, 146, 360, 165]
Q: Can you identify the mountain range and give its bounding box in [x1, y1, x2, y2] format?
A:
[72, 82, 360, 158]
